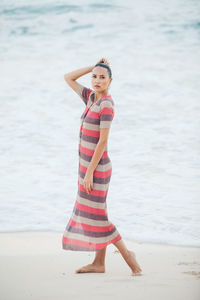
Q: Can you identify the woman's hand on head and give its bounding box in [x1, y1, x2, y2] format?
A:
[96, 58, 110, 66]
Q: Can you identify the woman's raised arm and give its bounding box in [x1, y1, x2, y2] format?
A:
[63, 58, 107, 94]
[64, 65, 94, 94]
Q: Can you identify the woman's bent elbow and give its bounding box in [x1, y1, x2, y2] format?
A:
[64, 74, 69, 81]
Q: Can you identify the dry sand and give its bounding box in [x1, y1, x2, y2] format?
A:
[0, 231, 199, 300]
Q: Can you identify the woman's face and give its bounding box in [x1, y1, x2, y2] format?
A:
[91, 66, 112, 93]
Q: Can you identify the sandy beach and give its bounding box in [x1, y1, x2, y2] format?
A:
[0, 231, 199, 300]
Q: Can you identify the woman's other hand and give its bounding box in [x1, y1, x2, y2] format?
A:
[83, 170, 94, 194]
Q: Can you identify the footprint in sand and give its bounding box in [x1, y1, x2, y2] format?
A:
[177, 261, 200, 266]
[183, 271, 200, 279]
[177, 261, 200, 279]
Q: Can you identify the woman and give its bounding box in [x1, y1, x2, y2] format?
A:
[62, 58, 142, 276]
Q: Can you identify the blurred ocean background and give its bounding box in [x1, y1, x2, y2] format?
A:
[0, 0, 200, 247]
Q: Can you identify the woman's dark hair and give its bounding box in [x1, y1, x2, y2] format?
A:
[94, 63, 112, 78]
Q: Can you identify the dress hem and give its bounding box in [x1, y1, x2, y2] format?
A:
[62, 233, 122, 252]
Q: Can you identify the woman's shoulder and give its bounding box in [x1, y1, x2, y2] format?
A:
[100, 95, 114, 109]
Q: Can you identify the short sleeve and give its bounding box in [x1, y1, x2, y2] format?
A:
[99, 100, 114, 129]
[75, 82, 93, 105]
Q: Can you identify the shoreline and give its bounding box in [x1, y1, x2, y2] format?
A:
[0, 231, 200, 300]
[0, 229, 199, 249]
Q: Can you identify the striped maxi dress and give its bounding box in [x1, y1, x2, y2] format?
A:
[62, 82, 122, 251]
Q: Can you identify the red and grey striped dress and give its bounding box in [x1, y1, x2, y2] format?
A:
[62, 82, 122, 251]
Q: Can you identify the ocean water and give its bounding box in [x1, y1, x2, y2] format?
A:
[0, 0, 200, 247]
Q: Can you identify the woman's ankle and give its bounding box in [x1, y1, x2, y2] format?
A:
[92, 260, 105, 266]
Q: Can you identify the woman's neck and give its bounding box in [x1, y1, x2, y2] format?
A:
[94, 90, 109, 102]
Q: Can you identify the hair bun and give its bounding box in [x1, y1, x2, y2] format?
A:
[94, 63, 112, 78]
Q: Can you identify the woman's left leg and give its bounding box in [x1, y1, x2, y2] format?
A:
[92, 246, 107, 266]
[75, 247, 107, 273]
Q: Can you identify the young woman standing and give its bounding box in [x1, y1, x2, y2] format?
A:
[62, 58, 142, 276]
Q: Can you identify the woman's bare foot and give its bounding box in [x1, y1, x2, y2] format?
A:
[127, 250, 143, 276]
[75, 263, 105, 274]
